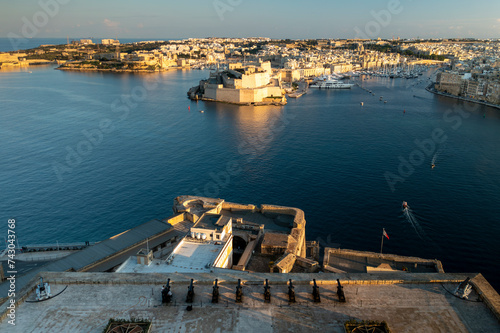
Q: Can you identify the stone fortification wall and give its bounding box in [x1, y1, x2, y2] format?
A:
[221, 201, 258, 212]
[174, 196, 306, 273]
[203, 84, 284, 105]
[323, 248, 445, 273]
[260, 204, 307, 272]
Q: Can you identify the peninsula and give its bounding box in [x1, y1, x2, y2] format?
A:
[2, 37, 500, 107]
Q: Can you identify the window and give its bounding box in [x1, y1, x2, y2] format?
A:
[216, 234, 220, 240]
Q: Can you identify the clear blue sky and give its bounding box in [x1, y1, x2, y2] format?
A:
[1, 0, 499, 39]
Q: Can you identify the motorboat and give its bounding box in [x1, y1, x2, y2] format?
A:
[310, 78, 353, 89]
[402, 201, 408, 210]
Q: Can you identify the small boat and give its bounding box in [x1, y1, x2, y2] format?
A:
[200, 110, 204, 113]
[402, 201, 408, 210]
[431, 164, 435, 169]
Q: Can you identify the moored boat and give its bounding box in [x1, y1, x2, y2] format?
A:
[310, 79, 353, 89]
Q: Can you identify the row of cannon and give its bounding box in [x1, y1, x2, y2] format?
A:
[161, 278, 346, 304]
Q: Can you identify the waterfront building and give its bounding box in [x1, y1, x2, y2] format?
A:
[188, 61, 286, 105]
[436, 72, 465, 95]
[78, 38, 94, 45]
[101, 39, 120, 46]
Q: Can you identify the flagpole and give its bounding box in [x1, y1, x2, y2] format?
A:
[380, 228, 385, 254]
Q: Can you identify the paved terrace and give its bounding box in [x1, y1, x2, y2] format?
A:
[1, 271, 498, 332]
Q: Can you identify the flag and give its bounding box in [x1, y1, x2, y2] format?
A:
[383, 229, 389, 240]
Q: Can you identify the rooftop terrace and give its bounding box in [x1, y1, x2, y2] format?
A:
[116, 238, 225, 274]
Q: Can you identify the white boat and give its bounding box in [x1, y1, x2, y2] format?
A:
[310, 79, 353, 89]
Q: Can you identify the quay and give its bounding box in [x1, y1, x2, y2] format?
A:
[426, 83, 500, 110]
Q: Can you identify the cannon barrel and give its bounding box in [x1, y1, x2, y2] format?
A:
[162, 279, 172, 304]
[236, 279, 243, 303]
[264, 279, 271, 302]
[186, 279, 195, 303]
[312, 279, 320, 303]
[212, 279, 219, 303]
[337, 279, 346, 302]
[288, 279, 296, 303]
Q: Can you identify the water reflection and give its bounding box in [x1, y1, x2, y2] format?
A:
[211, 102, 286, 157]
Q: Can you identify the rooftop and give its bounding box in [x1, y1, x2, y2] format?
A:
[193, 214, 230, 231]
[116, 238, 224, 274]
[0, 218, 179, 302]
[221, 210, 294, 233]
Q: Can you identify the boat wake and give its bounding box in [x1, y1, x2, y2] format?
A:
[431, 144, 446, 167]
[402, 204, 428, 241]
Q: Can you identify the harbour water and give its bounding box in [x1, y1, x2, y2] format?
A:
[1, 65, 499, 291]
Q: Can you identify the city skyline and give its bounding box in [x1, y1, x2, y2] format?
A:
[1, 0, 500, 40]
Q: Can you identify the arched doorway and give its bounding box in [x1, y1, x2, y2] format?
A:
[232, 236, 247, 265]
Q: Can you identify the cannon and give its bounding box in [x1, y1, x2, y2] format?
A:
[263, 279, 271, 303]
[288, 279, 296, 303]
[312, 279, 320, 303]
[162, 278, 172, 304]
[236, 279, 243, 303]
[212, 279, 219, 303]
[186, 279, 195, 303]
[454, 277, 472, 299]
[337, 279, 346, 302]
[35, 277, 51, 301]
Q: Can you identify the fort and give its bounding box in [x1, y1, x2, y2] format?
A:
[0, 196, 499, 332]
[187, 61, 287, 106]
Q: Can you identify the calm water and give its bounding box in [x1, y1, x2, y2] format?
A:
[1, 66, 499, 291]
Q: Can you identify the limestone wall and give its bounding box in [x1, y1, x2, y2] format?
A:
[323, 248, 445, 273]
[221, 201, 258, 212]
[260, 204, 307, 271]
[203, 83, 283, 105]
[174, 196, 306, 272]
[165, 213, 187, 226]
[241, 72, 270, 89]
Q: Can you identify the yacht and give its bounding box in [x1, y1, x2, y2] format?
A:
[310, 79, 353, 89]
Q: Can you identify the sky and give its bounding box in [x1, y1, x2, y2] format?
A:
[1, 0, 499, 40]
